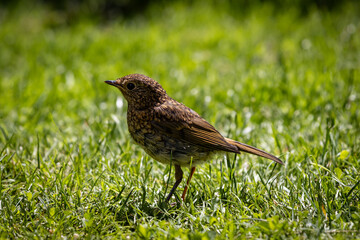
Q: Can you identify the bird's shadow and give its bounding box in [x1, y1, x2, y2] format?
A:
[106, 193, 185, 228]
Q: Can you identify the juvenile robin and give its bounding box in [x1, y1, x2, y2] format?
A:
[105, 74, 283, 202]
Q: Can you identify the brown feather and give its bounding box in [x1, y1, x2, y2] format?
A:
[151, 102, 239, 153]
[225, 138, 284, 164]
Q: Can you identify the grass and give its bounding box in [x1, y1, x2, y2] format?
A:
[0, 1, 360, 239]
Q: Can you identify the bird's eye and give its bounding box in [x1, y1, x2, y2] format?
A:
[126, 83, 135, 90]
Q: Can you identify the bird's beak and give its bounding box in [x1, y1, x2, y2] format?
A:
[104, 80, 118, 87]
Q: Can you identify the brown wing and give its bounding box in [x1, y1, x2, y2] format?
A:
[151, 102, 239, 153]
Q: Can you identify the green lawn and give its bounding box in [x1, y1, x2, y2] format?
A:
[0, 2, 359, 239]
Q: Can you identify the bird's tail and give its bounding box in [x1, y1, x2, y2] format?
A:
[225, 138, 284, 165]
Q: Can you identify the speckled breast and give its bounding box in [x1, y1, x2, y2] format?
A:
[127, 109, 212, 167]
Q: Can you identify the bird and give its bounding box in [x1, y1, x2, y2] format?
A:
[105, 74, 283, 202]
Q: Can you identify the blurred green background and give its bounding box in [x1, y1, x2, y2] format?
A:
[0, 0, 359, 239]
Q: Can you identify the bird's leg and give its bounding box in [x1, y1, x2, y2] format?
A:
[166, 164, 183, 202]
[181, 167, 196, 201]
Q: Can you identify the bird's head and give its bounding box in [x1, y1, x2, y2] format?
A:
[105, 74, 168, 110]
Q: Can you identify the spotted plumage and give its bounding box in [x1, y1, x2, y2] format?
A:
[105, 74, 283, 202]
